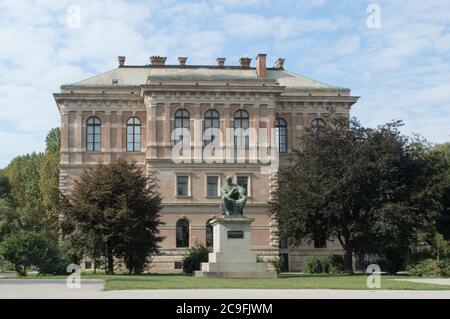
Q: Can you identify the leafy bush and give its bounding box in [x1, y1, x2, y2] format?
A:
[304, 256, 323, 273]
[407, 258, 450, 277]
[407, 259, 439, 277]
[304, 255, 344, 274]
[0, 231, 69, 276]
[183, 244, 209, 274]
[321, 255, 344, 274]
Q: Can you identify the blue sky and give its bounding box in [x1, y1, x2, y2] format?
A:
[1, 0, 449, 167]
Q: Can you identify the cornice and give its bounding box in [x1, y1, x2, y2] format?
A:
[277, 95, 360, 105]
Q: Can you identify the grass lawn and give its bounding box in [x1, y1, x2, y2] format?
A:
[6, 273, 450, 291]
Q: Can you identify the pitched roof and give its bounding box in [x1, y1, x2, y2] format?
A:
[70, 65, 344, 90]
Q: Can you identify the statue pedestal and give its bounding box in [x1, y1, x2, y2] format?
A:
[194, 216, 277, 278]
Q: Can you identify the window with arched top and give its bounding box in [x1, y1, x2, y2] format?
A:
[233, 110, 249, 147]
[275, 118, 287, 153]
[203, 109, 220, 145]
[174, 109, 190, 145]
[206, 219, 214, 248]
[176, 218, 190, 248]
[126, 117, 141, 152]
[311, 118, 326, 134]
[86, 116, 101, 152]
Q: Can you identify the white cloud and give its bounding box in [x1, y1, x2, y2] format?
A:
[0, 0, 449, 168]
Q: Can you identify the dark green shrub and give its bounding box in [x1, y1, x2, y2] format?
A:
[304, 255, 344, 274]
[304, 256, 323, 273]
[183, 244, 209, 274]
[322, 255, 344, 274]
[439, 260, 450, 276]
[407, 258, 450, 277]
[407, 259, 439, 277]
[0, 231, 69, 275]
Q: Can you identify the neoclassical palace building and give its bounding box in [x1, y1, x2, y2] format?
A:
[54, 54, 359, 272]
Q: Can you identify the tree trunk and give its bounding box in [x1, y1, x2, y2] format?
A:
[343, 246, 353, 274]
[128, 256, 133, 275]
[106, 243, 114, 275]
[337, 234, 354, 274]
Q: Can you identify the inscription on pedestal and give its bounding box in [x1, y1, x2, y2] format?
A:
[227, 230, 244, 239]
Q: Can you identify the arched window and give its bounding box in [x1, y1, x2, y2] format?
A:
[126, 117, 141, 152]
[233, 110, 249, 147]
[174, 109, 190, 145]
[206, 219, 214, 248]
[275, 118, 287, 153]
[203, 109, 220, 145]
[86, 116, 101, 152]
[176, 218, 189, 248]
[311, 118, 326, 134]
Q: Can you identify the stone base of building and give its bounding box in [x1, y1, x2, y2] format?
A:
[195, 216, 276, 279]
[194, 270, 277, 278]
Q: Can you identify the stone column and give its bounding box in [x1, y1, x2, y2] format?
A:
[145, 97, 157, 159]
[60, 109, 69, 165]
[223, 103, 232, 163]
[104, 111, 111, 162]
[295, 111, 304, 150]
[251, 104, 260, 162]
[192, 104, 202, 163]
[75, 110, 83, 164]
[116, 111, 123, 152]
[163, 103, 171, 158]
[267, 105, 276, 157]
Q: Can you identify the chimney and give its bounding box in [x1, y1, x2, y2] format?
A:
[216, 57, 226, 67]
[239, 57, 252, 68]
[150, 56, 167, 66]
[256, 53, 267, 78]
[275, 58, 285, 69]
[178, 56, 187, 66]
[118, 56, 125, 67]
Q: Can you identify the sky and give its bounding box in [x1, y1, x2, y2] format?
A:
[0, 0, 449, 168]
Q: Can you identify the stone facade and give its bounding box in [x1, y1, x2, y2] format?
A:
[54, 54, 359, 272]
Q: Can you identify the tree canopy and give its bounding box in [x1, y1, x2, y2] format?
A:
[61, 159, 164, 274]
[271, 115, 445, 273]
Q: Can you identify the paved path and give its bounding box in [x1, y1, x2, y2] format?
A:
[1, 280, 450, 299]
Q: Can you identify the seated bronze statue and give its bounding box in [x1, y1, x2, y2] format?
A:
[220, 176, 247, 216]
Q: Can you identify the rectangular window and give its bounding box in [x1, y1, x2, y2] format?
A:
[174, 262, 183, 269]
[314, 237, 327, 249]
[207, 176, 219, 197]
[177, 176, 189, 197]
[279, 237, 288, 249]
[237, 176, 249, 194]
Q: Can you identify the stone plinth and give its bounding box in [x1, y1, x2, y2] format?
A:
[195, 216, 277, 278]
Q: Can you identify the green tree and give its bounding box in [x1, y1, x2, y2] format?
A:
[38, 128, 61, 235]
[0, 172, 11, 199]
[61, 159, 163, 274]
[433, 143, 450, 240]
[271, 115, 444, 273]
[0, 230, 67, 275]
[431, 233, 450, 264]
[45, 127, 61, 154]
[3, 153, 46, 230]
[3, 153, 42, 208]
[0, 199, 21, 242]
